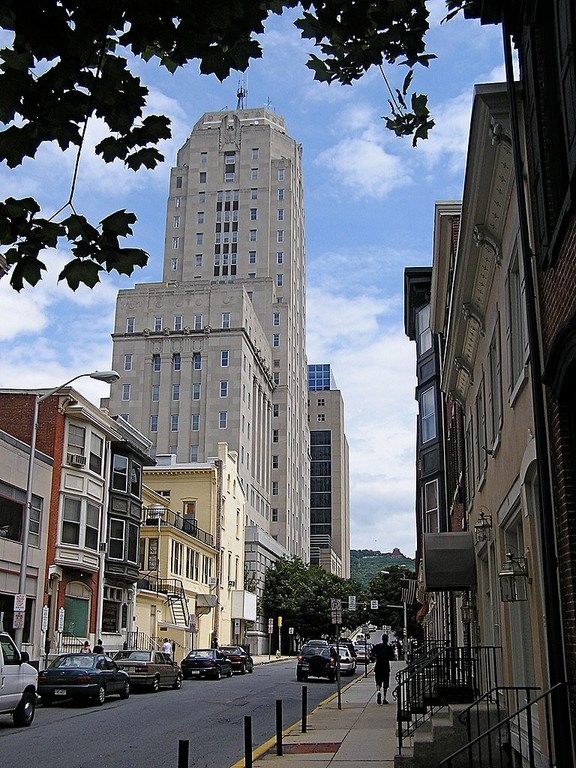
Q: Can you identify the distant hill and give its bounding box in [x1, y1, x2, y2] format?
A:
[351, 548, 415, 588]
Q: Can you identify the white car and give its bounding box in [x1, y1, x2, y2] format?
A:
[337, 646, 357, 676]
[0, 632, 37, 727]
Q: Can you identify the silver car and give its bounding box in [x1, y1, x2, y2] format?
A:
[337, 646, 357, 675]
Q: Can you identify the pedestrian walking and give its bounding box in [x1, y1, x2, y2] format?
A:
[162, 637, 172, 654]
[80, 640, 91, 654]
[371, 636, 395, 704]
[93, 639, 104, 653]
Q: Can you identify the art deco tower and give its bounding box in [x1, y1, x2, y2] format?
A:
[108, 109, 310, 561]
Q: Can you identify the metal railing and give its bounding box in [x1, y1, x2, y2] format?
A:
[60, 632, 86, 653]
[136, 575, 191, 627]
[439, 682, 573, 768]
[394, 645, 501, 755]
[142, 506, 214, 547]
[125, 630, 160, 650]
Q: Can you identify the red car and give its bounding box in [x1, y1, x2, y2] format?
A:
[219, 645, 254, 674]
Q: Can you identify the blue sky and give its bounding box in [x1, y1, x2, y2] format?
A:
[0, 3, 504, 556]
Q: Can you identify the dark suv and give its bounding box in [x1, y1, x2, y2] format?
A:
[296, 644, 336, 682]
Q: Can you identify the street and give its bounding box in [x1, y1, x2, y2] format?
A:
[0, 660, 361, 768]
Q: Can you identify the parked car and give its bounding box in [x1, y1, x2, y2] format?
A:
[305, 639, 329, 647]
[38, 653, 130, 706]
[337, 646, 357, 675]
[181, 649, 233, 680]
[354, 643, 373, 664]
[219, 645, 254, 674]
[0, 632, 37, 727]
[296, 644, 336, 682]
[113, 649, 182, 691]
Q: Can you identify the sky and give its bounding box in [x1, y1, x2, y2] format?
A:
[0, 3, 504, 558]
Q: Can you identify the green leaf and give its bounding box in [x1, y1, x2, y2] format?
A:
[58, 258, 101, 290]
[100, 209, 137, 237]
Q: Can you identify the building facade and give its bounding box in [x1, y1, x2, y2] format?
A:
[307, 364, 350, 577]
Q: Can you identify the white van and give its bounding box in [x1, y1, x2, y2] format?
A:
[0, 631, 38, 726]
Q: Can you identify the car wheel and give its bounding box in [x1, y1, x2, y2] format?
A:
[120, 681, 130, 699]
[214, 667, 222, 680]
[248, 662, 254, 673]
[41, 696, 53, 707]
[227, 667, 233, 678]
[296, 669, 304, 682]
[13, 691, 36, 727]
[240, 663, 246, 675]
[173, 674, 183, 690]
[183, 672, 190, 680]
[95, 685, 106, 706]
[151, 676, 160, 693]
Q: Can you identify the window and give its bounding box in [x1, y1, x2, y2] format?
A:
[420, 387, 436, 443]
[89, 433, 103, 474]
[191, 414, 200, 431]
[150, 415, 158, 432]
[172, 236, 179, 249]
[277, 252, 283, 264]
[199, 172, 206, 183]
[194, 314, 203, 330]
[190, 445, 199, 462]
[272, 455, 279, 469]
[276, 274, 283, 287]
[197, 211, 204, 224]
[317, 414, 326, 422]
[154, 316, 163, 332]
[272, 481, 279, 496]
[126, 317, 135, 334]
[198, 191, 205, 203]
[171, 414, 179, 432]
[252, 148, 259, 160]
[109, 519, 125, 560]
[200, 151, 207, 164]
[277, 230, 284, 242]
[196, 233, 203, 245]
[225, 151, 235, 165]
[277, 169, 285, 181]
[85, 502, 99, 550]
[475, 376, 487, 481]
[317, 398, 325, 406]
[172, 384, 180, 401]
[153, 354, 161, 372]
[273, 312, 280, 326]
[488, 317, 502, 447]
[272, 429, 279, 443]
[250, 208, 257, 220]
[417, 303, 432, 356]
[193, 353, 202, 370]
[174, 196, 181, 207]
[251, 168, 258, 180]
[122, 384, 131, 401]
[175, 176, 182, 188]
[147, 538, 158, 570]
[123, 354, 132, 371]
[61, 496, 99, 551]
[151, 384, 160, 404]
[272, 508, 278, 522]
[507, 251, 527, 394]
[195, 254, 203, 267]
[277, 209, 284, 221]
[173, 215, 180, 228]
[221, 350, 229, 367]
[249, 251, 256, 264]
[173, 353, 181, 371]
[273, 333, 280, 347]
[220, 380, 228, 398]
[174, 315, 183, 331]
[249, 229, 257, 241]
[170, 258, 178, 271]
[219, 411, 228, 429]
[225, 171, 234, 182]
[273, 372, 280, 384]
[193, 383, 201, 400]
[273, 403, 279, 417]
[112, 455, 128, 492]
[423, 480, 439, 533]
[251, 188, 257, 200]
[222, 312, 230, 329]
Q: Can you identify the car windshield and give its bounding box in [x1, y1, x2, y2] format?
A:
[115, 651, 150, 661]
[52, 654, 96, 669]
[187, 650, 214, 658]
[220, 646, 242, 654]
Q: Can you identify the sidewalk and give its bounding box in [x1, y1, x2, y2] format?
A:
[235, 659, 401, 768]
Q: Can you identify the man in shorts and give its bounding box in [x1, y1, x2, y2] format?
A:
[371, 636, 395, 704]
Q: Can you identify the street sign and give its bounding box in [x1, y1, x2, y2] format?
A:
[370, 600, 379, 610]
[288, 627, 294, 635]
[12, 612, 25, 629]
[278, 615, 282, 627]
[13, 593, 26, 612]
[331, 610, 342, 625]
[268, 618, 274, 633]
[234, 619, 240, 635]
[57, 607, 65, 632]
[362, 624, 370, 634]
[41, 605, 49, 632]
[330, 598, 342, 611]
[348, 595, 356, 610]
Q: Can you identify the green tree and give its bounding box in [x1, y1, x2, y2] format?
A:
[0, 1, 469, 291]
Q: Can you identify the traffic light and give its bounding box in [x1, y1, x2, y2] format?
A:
[403, 627, 407, 637]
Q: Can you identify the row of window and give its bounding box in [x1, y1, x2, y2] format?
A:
[151, 412, 229, 432]
[175, 168, 286, 187]
[171, 230, 286, 250]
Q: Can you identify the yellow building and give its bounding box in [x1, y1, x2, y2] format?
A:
[134, 443, 254, 659]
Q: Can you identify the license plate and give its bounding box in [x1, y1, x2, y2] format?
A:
[55, 689, 67, 696]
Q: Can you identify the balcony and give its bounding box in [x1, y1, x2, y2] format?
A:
[142, 506, 214, 547]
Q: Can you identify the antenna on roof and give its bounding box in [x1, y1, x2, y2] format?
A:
[236, 77, 247, 110]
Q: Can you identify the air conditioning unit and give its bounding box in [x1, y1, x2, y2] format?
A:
[228, 580, 236, 588]
[208, 577, 218, 587]
[67, 453, 86, 467]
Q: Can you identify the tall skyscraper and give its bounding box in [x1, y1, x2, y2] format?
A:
[107, 109, 310, 587]
[308, 364, 350, 577]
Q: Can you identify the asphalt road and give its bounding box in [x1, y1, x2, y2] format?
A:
[0, 659, 362, 768]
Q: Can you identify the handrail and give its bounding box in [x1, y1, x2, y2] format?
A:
[142, 505, 214, 547]
[439, 682, 572, 768]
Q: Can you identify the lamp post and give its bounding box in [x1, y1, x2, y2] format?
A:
[15, 370, 120, 649]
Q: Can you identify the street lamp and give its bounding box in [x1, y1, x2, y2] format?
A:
[15, 370, 120, 648]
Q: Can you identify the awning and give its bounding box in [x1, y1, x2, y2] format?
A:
[422, 532, 477, 591]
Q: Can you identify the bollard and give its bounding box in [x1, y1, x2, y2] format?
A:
[244, 715, 253, 768]
[301, 685, 308, 733]
[177, 739, 189, 768]
[276, 699, 283, 755]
